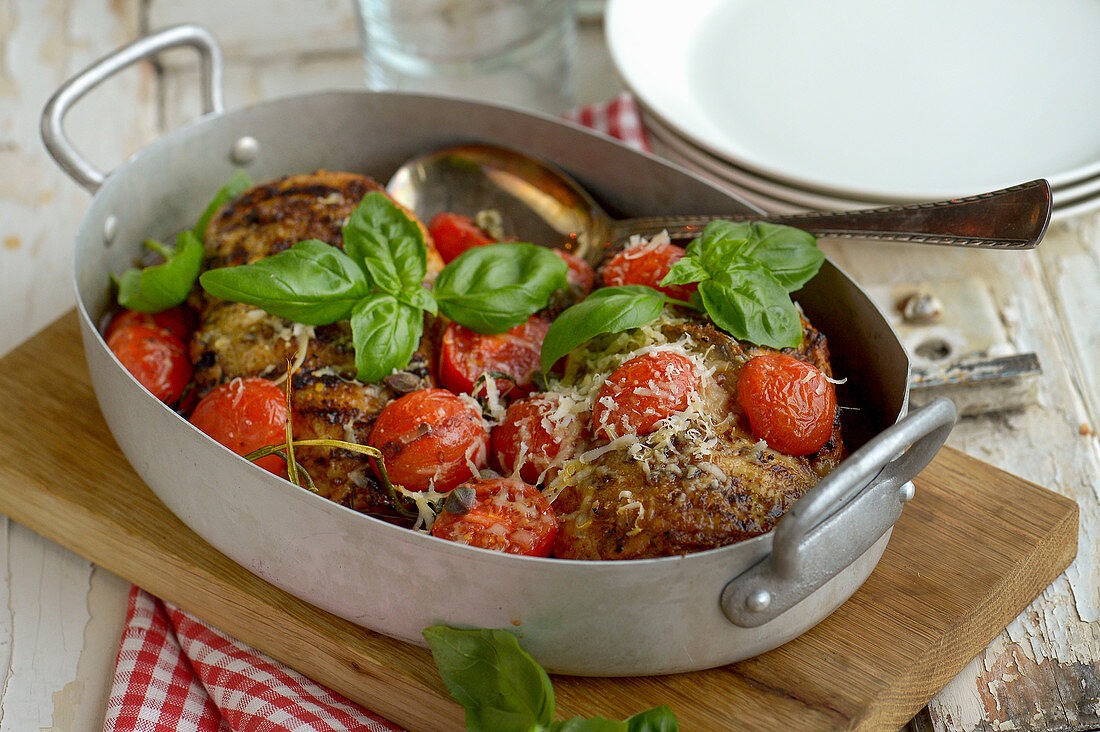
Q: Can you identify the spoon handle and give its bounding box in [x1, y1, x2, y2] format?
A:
[610, 179, 1052, 250]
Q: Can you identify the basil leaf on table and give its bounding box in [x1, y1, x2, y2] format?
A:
[423, 626, 555, 732]
[551, 707, 678, 732]
[351, 293, 424, 383]
[697, 262, 803, 349]
[192, 169, 253, 241]
[434, 243, 569, 334]
[116, 231, 204, 312]
[423, 626, 679, 732]
[199, 240, 371, 325]
[539, 285, 670, 374]
[343, 191, 428, 294]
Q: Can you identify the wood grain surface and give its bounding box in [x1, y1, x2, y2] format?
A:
[0, 313, 1079, 732]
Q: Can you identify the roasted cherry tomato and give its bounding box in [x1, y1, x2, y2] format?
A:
[601, 240, 696, 301]
[491, 395, 581, 484]
[428, 212, 496, 263]
[553, 248, 595, 296]
[591, 351, 697, 440]
[430, 477, 558, 557]
[189, 377, 288, 475]
[106, 323, 193, 405]
[367, 388, 489, 492]
[736, 353, 837, 456]
[105, 306, 196, 344]
[439, 316, 550, 399]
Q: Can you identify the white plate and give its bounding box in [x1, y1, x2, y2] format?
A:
[645, 106, 1100, 221]
[607, 0, 1100, 201]
[643, 108, 875, 211]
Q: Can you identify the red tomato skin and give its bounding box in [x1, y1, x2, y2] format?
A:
[438, 316, 550, 398]
[553, 248, 595, 295]
[591, 351, 697, 440]
[189, 377, 288, 475]
[430, 477, 558, 557]
[428, 212, 496, 263]
[491, 396, 580, 484]
[601, 240, 696, 301]
[736, 353, 838, 456]
[106, 323, 193, 404]
[105, 306, 196, 344]
[368, 389, 489, 492]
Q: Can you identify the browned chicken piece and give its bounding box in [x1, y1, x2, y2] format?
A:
[551, 317, 844, 560]
[191, 171, 443, 521]
[201, 170, 443, 275]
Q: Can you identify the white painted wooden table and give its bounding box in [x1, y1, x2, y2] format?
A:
[1, 2, 1097, 730]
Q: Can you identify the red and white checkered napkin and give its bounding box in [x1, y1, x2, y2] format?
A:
[103, 94, 648, 732]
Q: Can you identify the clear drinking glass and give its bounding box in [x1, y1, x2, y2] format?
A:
[353, 0, 578, 114]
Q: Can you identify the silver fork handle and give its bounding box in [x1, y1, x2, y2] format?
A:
[41, 24, 224, 194]
[611, 179, 1052, 250]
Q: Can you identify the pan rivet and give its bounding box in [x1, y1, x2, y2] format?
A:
[746, 590, 771, 613]
[231, 136, 260, 164]
[899, 481, 916, 503]
[103, 215, 118, 246]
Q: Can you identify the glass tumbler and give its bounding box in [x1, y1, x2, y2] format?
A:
[353, 0, 578, 115]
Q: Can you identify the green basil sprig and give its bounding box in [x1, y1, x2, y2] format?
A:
[435, 243, 569, 334]
[660, 221, 823, 349]
[116, 233, 204, 313]
[423, 626, 677, 732]
[116, 171, 253, 312]
[200, 240, 372, 324]
[200, 192, 566, 383]
[539, 285, 673, 375]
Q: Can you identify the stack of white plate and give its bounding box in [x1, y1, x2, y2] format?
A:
[606, 0, 1100, 220]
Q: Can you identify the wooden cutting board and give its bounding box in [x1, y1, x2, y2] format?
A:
[0, 313, 1078, 731]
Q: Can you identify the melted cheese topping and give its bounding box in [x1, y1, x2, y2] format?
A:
[540, 307, 738, 520]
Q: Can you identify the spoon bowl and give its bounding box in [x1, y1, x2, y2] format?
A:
[386, 143, 1053, 265]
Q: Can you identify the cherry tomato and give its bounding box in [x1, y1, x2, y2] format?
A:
[189, 377, 288, 475]
[439, 316, 550, 399]
[736, 353, 837, 456]
[107, 323, 193, 405]
[430, 477, 558, 557]
[491, 396, 581, 484]
[553, 248, 595, 295]
[601, 240, 696, 301]
[105, 306, 196, 344]
[368, 388, 489, 492]
[592, 351, 697, 440]
[428, 212, 496, 263]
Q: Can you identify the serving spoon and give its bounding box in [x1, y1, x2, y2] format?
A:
[386, 143, 1052, 263]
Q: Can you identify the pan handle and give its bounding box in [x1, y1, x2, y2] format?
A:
[41, 24, 225, 193]
[720, 397, 957, 627]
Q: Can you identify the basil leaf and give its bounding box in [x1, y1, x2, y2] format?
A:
[423, 626, 555, 732]
[199, 240, 370, 325]
[117, 231, 204, 313]
[684, 221, 751, 274]
[193, 169, 253, 241]
[434, 243, 569, 334]
[549, 707, 678, 732]
[691, 220, 822, 292]
[540, 285, 667, 374]
[659, 254, 709, 287]
[343, 192, 427, 294]
[697, 263, 803, 349]
[397, 284, 438, 315]
[625, 706, 678, 732]
[350, 293, 423, 383]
